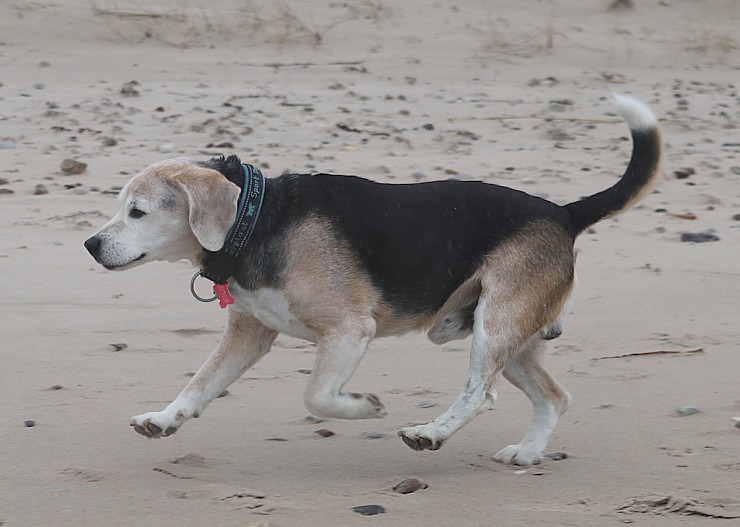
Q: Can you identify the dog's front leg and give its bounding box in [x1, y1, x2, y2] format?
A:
[130, 311, 277, 438]
[303, 320, 387, 420]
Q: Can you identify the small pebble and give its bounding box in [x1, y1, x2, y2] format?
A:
[393, 478, 428, 494]
[673, 168, 695, 179]
[217, 389, 229, 398]
[24, 420, 36, 427]
[352, 505, 385, 516]
[549, 102, 571, 113]
[49, 384, 64, 390]
[33, 184, 49, 195]
[315, 429, 335, 438]
[361, 431, 383, 439]
[60, 159, 87, 175]
[417, 400, 437, 408]
[514, 469, 527, 475]
[110, 343, 128, 352]
[680, 232, 720, 243]
[120, 80, 140, 97]
[544, 451, 568, 461]
[411, 171, 426, 180]
[675, 405, 700, 416]
[297, 368, 311, 375]
[304, 415, 324, 424]
[34, 82, 45, 90]
[732, 214, 740, 221]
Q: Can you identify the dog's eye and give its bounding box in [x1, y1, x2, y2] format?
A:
[129, 208, 147, 219]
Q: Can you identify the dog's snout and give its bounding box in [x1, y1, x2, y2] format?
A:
[84, 235, 101, 257]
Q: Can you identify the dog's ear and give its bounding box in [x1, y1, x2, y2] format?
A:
[177, 175, 239, 251]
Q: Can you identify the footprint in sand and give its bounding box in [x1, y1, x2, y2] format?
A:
[59, 467, 105, 482]
[152, 452, 213, 480]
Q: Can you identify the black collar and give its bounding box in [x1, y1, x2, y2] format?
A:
[191, 163, 266, 307]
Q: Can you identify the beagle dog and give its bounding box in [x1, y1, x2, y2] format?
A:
[85, 94, 661, 466]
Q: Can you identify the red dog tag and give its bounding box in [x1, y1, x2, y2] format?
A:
[213, 282, 235, 309]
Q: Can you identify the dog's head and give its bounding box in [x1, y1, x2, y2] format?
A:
[84, 157, 240, 270]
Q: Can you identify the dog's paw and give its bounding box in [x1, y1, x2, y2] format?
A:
[493, 444, 543, 466]
[362, 393, 388, 418]
[540, 322, 563, 340]
[305, 391, 387, 420]
[130, 410, 187, 439]
[397, 424, 445, 451]
[340, 392, 387, 419]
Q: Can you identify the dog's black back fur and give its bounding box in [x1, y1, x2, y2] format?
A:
[287, 174, 572, 315]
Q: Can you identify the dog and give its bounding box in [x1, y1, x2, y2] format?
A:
[85, 94, 661, 466]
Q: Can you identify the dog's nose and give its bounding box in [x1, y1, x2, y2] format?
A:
[84, 236, 101, 257]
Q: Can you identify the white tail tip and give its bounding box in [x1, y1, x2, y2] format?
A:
[611, 93, 657, 131]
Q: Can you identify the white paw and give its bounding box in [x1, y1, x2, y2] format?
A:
[493, 444, 543, 466]
[397, 424, 445, 451]
[130, 409, 189, 439]
[305, 392, 387, 420]
[362, 393, 388, 418]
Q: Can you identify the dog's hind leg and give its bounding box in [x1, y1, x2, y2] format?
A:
[130, 311, 277, 438]
[303, 318, 387, 419]
[398, 222, 574, 453]
[398, 294, 522, 451]
[493, 337, 570, 466]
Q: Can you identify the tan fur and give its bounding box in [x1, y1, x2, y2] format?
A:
[169, 166, 240, 252]
[281, 215, 381, 336]
[475, 221, 574, 372]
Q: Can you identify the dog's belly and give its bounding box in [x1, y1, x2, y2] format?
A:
[230, 285, 317, 341]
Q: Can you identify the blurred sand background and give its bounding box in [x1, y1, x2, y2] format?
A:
[1, 0, 739, 525]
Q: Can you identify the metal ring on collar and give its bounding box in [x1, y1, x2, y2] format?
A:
[190, 271, 218, 303]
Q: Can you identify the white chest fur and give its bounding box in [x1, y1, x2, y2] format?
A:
[229, 284, 316, 342]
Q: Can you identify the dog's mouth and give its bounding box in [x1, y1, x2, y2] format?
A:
[103, 253, 146, 270]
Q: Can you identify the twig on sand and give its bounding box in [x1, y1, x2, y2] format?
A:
[237, 60, 366, 68]
[92, 9, 172, 19]
[592, 348, 704, 360]
[336, 123, 391, 137]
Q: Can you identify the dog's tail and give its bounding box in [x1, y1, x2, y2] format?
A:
[565, 94, 662, 236]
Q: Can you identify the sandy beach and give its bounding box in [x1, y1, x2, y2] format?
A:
[1, 1, 739, 525]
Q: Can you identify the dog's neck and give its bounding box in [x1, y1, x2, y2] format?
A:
[194, 162, 267, 307]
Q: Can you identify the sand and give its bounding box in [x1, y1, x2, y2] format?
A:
[1, 1, 739, 525]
